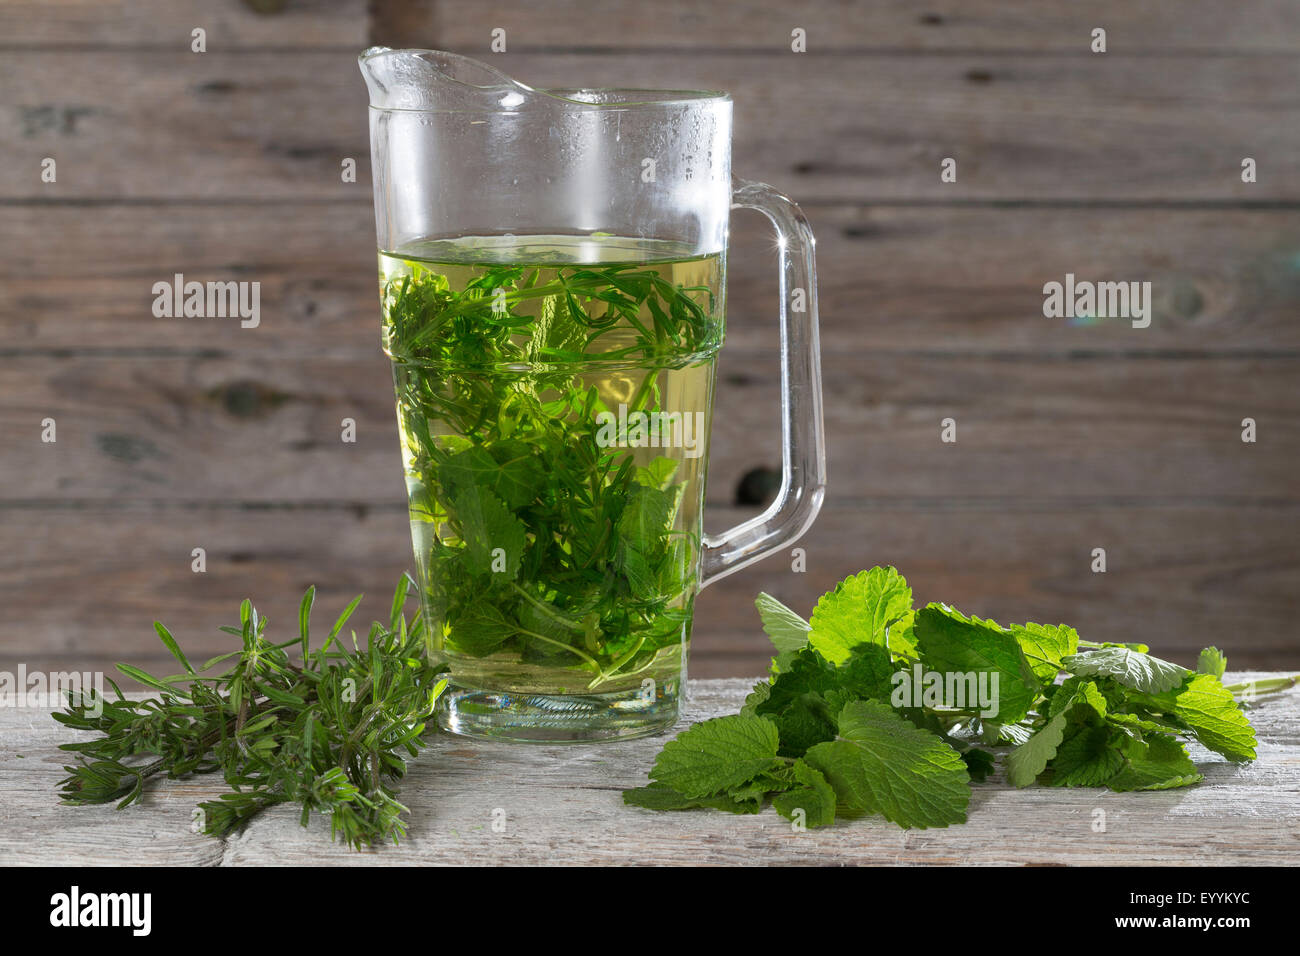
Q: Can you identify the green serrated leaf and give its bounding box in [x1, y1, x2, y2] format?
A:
[1145, 673, 1257, 761]
[453, 484, 526, 578]
[772, 759, 837, 828]
[622, 782, 760, 814]
[1009, 622, 1078, 682]
[808, 566, 912, 664]
[1005, 708, 1071, 788]
[1107, 734, 1203, 792]
[487, 440, 546, 509]
[648, 715, 780, 799]
[885, 610, 918, 659]
[634, 456, 679, 491]
[804, 699, 970, 829]
[740, 680, 771, 717]
[1047, 677, 1109, 720]
[914, 605, 1039, 723]
[755, 645, 897, 755]
[617, 483, 674, 546]
[726, 771, 792, 809]
[441, 444, 543, 511]
[1007, 681, 1108, 787]
[1197, 646, 1227, 679]
[450, 604, 516, 657]
[1107, 711, 1185, 736]
[1048, 725, 1125, 787]
[1063, 647, 1189, 694]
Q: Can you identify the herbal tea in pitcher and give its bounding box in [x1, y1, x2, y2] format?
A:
[380, 235, 724, 737]
[361, 48, 824, 742]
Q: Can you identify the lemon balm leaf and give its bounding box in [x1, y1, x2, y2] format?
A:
[624, 566, 1267, 833]
[1006, 708, 1072, 788]
[1009, 622, 1078, 683]
[915, 605, 1040, 723]
[1063, 647, 1189, 694]
[754, 592, 812, 655]
[808, 567, 911, 664]
[1147, 673, 1257, 762]
[772, 760, 837, 828]
[1106, 734, 1203, 792]
[648, 715, 780, 798]
[623, 782, 762, 814]
[1197, 646, 1227, 678]
[804, 699, 969, 829]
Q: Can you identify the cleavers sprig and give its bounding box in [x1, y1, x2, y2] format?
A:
[55, 576, 446, 849]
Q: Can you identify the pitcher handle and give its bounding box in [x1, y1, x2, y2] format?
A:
[700, 179, 827, 588]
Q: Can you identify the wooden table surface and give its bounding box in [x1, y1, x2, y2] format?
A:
[3, 674, 1297, 866]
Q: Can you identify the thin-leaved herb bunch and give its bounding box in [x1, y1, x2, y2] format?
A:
[56, 577, 445, 849]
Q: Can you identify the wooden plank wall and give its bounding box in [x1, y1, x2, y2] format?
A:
[1, 1, 1297, 681]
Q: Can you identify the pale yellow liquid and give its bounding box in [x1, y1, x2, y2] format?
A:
[379, 236, 724, 696]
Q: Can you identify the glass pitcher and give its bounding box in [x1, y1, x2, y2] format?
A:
[359, 48, 825, 742]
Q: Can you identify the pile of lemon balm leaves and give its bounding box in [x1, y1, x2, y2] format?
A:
[624, 566, 1289, 829]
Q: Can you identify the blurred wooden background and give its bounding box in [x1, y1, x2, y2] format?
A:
[1, 0, 1298, 681]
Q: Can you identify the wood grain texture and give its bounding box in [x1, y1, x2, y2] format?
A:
[4, 204, 1298, 354]
[2, 677, 1297, 865]
[2, 503, 1296, 678]
[0, 0, 367, 49]
[0, 51, 370, 200]
[3, 351, 1296, 503]
[3, 51, 1296, 201]
[378, 0, 1300, 54]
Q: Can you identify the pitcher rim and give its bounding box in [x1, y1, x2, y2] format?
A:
[359, 46, 731, 111]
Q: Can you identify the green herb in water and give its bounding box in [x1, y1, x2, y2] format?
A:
[625, 566, 1295, 829]
[55, 577, 445, 849]
[381, 236, 724, 695]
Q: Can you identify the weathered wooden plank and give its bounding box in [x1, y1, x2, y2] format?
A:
[0, 52, 370, 200]
[708, 351, 1300, 511]
[3, 676, 1297, 865]
[0, 202, 379, 354]
[0, 0, 367, 49]
[0, 502, 413, 677]
[2, 52, 1295, 201]
[3, 204, 1297, 354]
[375, 0, 1300, 54]
[1, 504, 1296, 675]
[1, 352, 1294, 502]
[741, 204, 1300, 352]
[0, 353, 399, 501]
